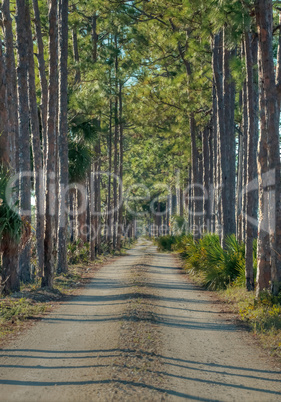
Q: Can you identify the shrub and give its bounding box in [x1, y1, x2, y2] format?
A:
[156, 233, 248, 290]
[156, 235, 177, 251]
[67, 240, 90, 264]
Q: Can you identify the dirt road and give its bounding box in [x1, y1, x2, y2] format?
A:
[0, 241, 280, 401]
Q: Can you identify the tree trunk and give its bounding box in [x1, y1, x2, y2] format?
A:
[92, 12, 98, 63]
[241, 80, 248, 244]
[57, 0, 69, 274]
[94, 142, 101, 255]
[256, 0, 281, 295]
[212, 85, 218, 234]
[1, 236, 20, 295]
[42, 0, 58, 288]
[32, 0, 48, 170]
[69, 188, 75, 243]
[202, 127, 210, 231]
[107, 98, 112, 247]
[90, 169, 96, 261]
[113, 36, 119, 250]
[117, 83, 123, 251]
[190, 117, 201, 238]
[236, 125, 244, 242]
[244, 31, 257, 291]
[77, 181, 87, 244]
[223, 38, 236, 236]
[0, 39, 9, 167]
[2, 0, 19, 170]
[72, 11, 81, 85]
[26, 2, 44, 276]
[0, 38, 20, 294]
[16, 0, 31, 283]
[213, 32, 236, 245]
[212, 33, 224, 241]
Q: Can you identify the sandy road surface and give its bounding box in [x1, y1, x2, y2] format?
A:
[0, 241, 280, 401]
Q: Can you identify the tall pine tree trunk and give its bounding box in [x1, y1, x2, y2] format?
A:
[42, 0, 58, 288]
[190, 116, 201, 238]
[244, 31, 257, 291]
[16, 0, 31, 283]
[202, 127, 211, 230]
[0, 38, 20, 294]
[256, 0, 281, 295]
[2, 0, 19, 171]
[117, 83, 123, 251]
[57, 0, 69, 274]
[26, 2, 44, 276]
[107, 98, 112, 247]
[213, 31, 236, 244]
[113, 37, 119, 250]
[32, 0, 48, 170]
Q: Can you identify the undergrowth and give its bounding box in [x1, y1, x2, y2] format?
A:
[156, 233, 248, 290]
[0, 298, 46, 322]
[222, 287, 281, 358]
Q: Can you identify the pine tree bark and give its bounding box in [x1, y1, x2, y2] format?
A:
[241, 80, 248, 244]
[32, 0, 48, 169]
[26, 2, 44, 276]
[0, 39, 9, 167]
[16, 0, 31, 283]
[57, 0, 69, 274]
[92, 12, 98, 63]
[72, 15, 81, 84]
[117, 83, 123, 251]
[212, 85, 219, 234]
[244, 31, 257, 291]
[0, 38, 20, 294]
[212, 33, 225, 241]
[77, 182, 87, 244]
[107, 98, 113, 246]
[236, 128, 244, 242]
[113, 36, 119, 249]
[256, 0, 281, 295]
[223, 38, 236, 237]
[93, 141, 101, 255]
[2, 0, 19, 171]
[190, 116, 201, 238]
[202, 127, 211, 230]
[90, 169, 96, 261]
[42, 0, 58, 288]
[213, 31, 236, 245]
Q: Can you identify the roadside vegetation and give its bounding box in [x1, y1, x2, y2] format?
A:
[155, 234, 281, 359]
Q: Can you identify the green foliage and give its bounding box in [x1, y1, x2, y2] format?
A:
[202, 235, 245, 290]
[67, 240, 90, 264]
[222, 287, 281, 357]
[0, 298, 46, 321]
[156, 235, 177, 252]
[0, 169, 23, 246]
[156, 233, 247, 290]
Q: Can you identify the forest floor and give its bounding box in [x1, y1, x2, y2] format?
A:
[0, 240, 281, 401]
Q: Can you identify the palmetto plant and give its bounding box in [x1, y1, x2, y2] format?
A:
[0, 168, 30, 294]
[202, 235, 245, 290]
[0, 170, 23, 247]
[156, 233, 247, 290]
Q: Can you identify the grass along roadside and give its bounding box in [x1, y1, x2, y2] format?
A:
[219, 287, 281, 359]
[155, 234, 281, 360]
